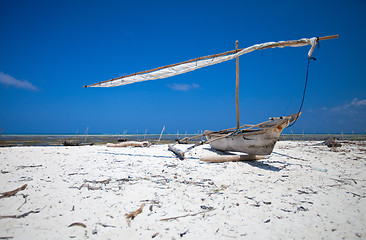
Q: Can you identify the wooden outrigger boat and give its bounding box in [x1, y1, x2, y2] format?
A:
[84, 35, 337, 155]
[204, 113, 299, 155]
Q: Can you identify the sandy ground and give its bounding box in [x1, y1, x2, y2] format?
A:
[0, 141, 365, 239]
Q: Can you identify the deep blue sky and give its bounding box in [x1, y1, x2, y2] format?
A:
[0, 0, 365, 134]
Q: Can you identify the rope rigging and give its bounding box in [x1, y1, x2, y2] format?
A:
[288, 56, 317, 128]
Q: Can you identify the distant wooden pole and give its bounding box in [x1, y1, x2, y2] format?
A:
[0, 127, 4, 136]
[84, 127, 89, 142]
[235, 40, 240, 131]
[158, 126, 165, 144]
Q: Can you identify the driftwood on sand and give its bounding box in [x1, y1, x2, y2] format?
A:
[126, 203, 145, 220]
[168, 144, 185, 160]
[0, 210, 40, 219]
[160, 208, 215, 221]
[107, 141, 151, 148]
[68, 222, 87, 228]
[200, 155, 265, 163]
[0, 184, 27, 199]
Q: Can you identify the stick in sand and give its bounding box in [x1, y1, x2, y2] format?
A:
[200, 155, 265, 163]
[158, 126, 165, 144]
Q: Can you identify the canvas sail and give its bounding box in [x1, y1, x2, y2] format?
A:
[84, 37, 318, 88]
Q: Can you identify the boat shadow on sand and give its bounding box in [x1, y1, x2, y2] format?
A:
[245, 161, 281, 172]
[99, 147, 283, 172]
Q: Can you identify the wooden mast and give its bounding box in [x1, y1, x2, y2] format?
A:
[235, 41, 240, 131]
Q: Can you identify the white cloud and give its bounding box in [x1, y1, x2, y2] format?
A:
[350, 98, 366, 107]
[0, 72, 38, 90]
[167, 83, 200, 91]
[323, 98, 366, 115]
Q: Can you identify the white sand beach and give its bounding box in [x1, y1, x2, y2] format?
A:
[0, 141, 365, 239]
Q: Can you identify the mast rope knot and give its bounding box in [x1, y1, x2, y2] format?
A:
[307, 37, 318, 58]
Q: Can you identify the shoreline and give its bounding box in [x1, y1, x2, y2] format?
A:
[1, 134, 366, 147]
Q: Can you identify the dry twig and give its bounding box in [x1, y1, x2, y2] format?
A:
[78, 183, 102, 190]
[16, 165, 42, 170]
[17, 194, 28, 210]
[84, 178, 111, 184]
[0, 184, 27, 199]
[97, 223, 116, 228]
[68, 222, 87, 228]
[0, 210, 39, 219]
[160, 209, 214, 221]
[126, 203, 145, 220]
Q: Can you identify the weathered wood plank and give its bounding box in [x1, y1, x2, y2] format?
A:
[200, 155, 265, 163]
[168, 145, 185, 160]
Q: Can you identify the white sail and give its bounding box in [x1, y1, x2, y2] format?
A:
[85, 37, 318, 88]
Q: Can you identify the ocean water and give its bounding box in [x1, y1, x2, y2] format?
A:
[0, 133, 365, 147]
[0, 134, 199, 147]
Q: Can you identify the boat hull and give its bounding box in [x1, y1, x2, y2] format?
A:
[205, 118, 290, 155]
